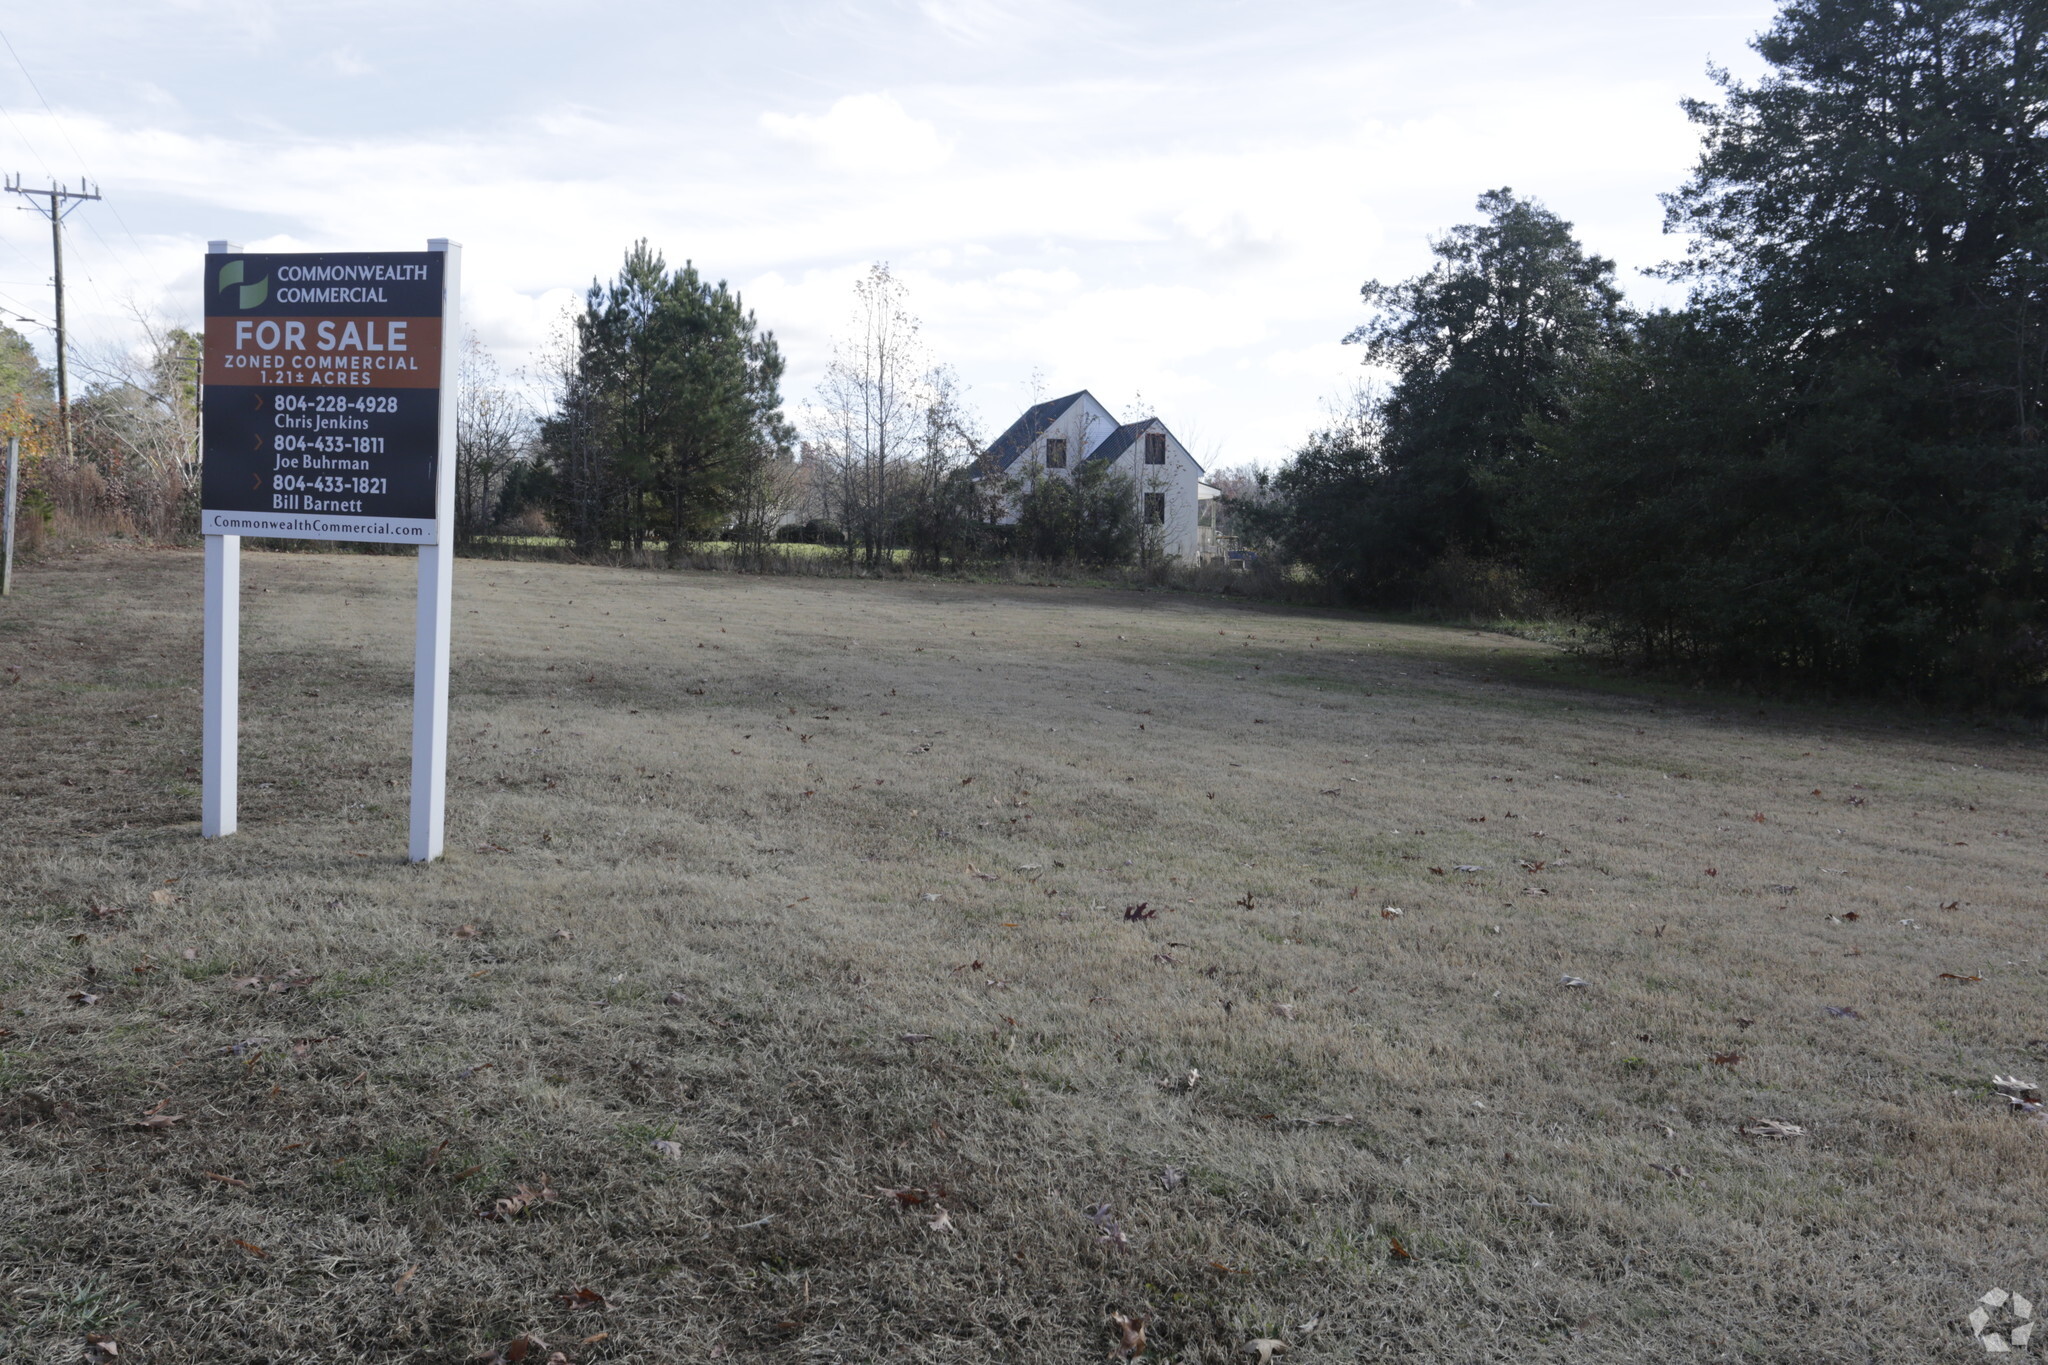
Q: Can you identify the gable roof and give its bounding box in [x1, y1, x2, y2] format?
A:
[1086, 417, 1156, 466]
[980, 390, 1089, 474]
[1088, 417, 1202, 474]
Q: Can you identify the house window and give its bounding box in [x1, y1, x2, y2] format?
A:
[1044, 438, 1067, 469]
[1145, 492, 1166, 525]
[1144, 432, 1167, 464]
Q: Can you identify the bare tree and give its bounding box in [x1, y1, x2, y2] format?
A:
[903, 364, 992, 568]
[814, 263, 925, 567]
[726, 439, 804, 567]
[67, 308, 200, 539]
[455, 332, 530, 542]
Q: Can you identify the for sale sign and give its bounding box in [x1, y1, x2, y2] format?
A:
[200, 251, 447, 543]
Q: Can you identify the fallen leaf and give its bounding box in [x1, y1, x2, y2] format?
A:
[927, 1207, 956, 1234]
[551, 929, 573, 942]
[1940, 973, 1984, 982]
[1824, 1005, 1863, 1020]
[1123, 903, 1156, 921]
[554, 1287, 606, 1310]
[1389, 1235, 1414, 1261]
[1110, 1311, 1147, 1360]
[662, 990, 689, 1007]
[130, 1110, 185, 1131]
[67, 990, 100, 1006]
[1246, 1340, 1289, 1364]
[180, 948, 198, 961]
[231, 1237, 268, 1257]
[481, 1334, 548, 1364]
[1710, 1053, 1742, 1066]
[1739, 1118, 1807, 1140]
[1380, 906, 1404, 919]
[204, 1171, 250, 1188]
[1156, 1166, 1185, 1192]
[1559, 975, 1590, 989]
[650, 1139, 683, 1160]
[150, 889, 178, 907]
[1268, 1003, 1297, 1021]
[86, 1334, 119, 1361]
[452, 923, 479, 939]
[393, 1264, 418, 1296]
[483, 1178, 559, 1220]
[878, 1186, 927, 1205]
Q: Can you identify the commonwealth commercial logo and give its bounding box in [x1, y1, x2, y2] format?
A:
[218, 258, 268, 309]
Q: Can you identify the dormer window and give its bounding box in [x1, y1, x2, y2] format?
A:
[1144, 432, 1167, 464]
[1045, 438, 1068, 469]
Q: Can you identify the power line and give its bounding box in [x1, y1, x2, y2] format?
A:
[0, 28, 165, 289]
[0, 98, 51, 182]
[0, 287, 53, 327]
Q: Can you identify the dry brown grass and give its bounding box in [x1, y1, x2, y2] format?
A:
[3, 545, 2047, 1363]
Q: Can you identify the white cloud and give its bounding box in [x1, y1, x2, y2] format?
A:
[0, 0, 1784, 468]
[323, 47, 371, 77]
[760, 93, 951, 176]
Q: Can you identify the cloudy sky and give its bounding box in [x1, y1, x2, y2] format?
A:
[1, 0, 1778, 468]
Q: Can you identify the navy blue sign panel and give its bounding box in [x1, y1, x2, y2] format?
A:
[201, 251, 446, 543]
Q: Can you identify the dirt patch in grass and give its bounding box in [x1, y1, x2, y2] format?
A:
[3, 546, 2046, 1362]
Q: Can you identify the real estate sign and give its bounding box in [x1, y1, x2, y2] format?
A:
[201, 251, 446, 543]
[199, 238, 461, 863]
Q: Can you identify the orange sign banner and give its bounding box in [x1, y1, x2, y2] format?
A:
[203, 316, 444, 389]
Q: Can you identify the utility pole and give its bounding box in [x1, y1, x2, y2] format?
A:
[5, 175, 102, 465]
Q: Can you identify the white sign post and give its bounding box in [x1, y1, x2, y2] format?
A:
[2, 435, 19, 598]
[199, 238, 459, 861]
[410, 239, 460, 862]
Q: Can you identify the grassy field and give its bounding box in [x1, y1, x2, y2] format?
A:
[2, 546, 2045, 1364]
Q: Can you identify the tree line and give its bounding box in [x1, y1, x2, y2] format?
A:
[521, 253, 1145, 571]
[1244, 0, 2048, 707]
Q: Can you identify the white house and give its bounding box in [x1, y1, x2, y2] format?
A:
[976, 390, 1208, 561]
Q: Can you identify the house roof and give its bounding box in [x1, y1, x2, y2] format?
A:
[1085, 418, 1158, 466]
[980, 390, 1089, 474]
[976, 395, 1205, 477]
